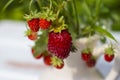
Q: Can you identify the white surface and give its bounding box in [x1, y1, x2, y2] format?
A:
[0, 20, 42, 80]
[0, 20, 120, 80]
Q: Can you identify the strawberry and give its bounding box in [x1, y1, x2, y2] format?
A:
[104, 54, 114, 62]
[55, 61, 64, 69]
[31, 48, 43, 59]
[104, 46, 115, 62]
[86, 56, 96, 67]
[43, 54, 52, 66]
[39, 18, 52, 29]
[48, 29, 72, 59]
[27, 18, 39, 32]
[81, 48, 92, 61]
[28, 31, 37, 40]
[51, 56, 64, 69]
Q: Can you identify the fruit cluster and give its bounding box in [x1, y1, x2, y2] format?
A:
[25, 3, 72, 69]
[24, 0, 116, 70]
[81, 48, 96, 67]
[32, 48, 64, 69]
[81, 46, 115, 68]
[26, 18, 52, 40]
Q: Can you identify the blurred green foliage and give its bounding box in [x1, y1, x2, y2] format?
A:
[0, 0, 120, 31]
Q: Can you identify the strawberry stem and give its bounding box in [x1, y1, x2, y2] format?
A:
[49, 0, 52, 10]
[29, 0, 33, 12]
[105, 45, 114, 55]
[73, 0, 80, 35]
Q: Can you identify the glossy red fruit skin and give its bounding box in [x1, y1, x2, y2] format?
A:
[56, 63, 64, 69]
[27, 18, 39, 32]
[31, 48, 43, 59]
[28, 32, 37, 40]
[81, 53, 92, 61]
[104, 54, 114, 62]
[39, 18, 52, 29]
[43, 55, 52, 66]
[86, 57, 96, 67]
[48, 29, 72, 59]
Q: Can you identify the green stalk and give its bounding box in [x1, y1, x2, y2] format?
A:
[73, 0, 80, 35]
[36, 0, 42, 10]
[49, 0, 52, 10]
[95, 0, 102, 21]
[2, 0, 14, 13]
[29, 0, 34, 11]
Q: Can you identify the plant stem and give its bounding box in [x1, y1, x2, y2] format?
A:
[2, 0, 14, 13]
[49, 0, 52, 10]
[36, 0, 42, 10]
[73, 0, 80, 35]
[29, 0, 34, 11]
[95, 0, 102, 21]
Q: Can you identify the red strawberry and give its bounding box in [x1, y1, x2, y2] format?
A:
[81, 53, 92, 61]
[104, 54, 114, 62]
[27, 18, 39, 32]
[48, 29, 72, 59]
[81, 48, 92, 61]
[31, 48, 43, 59]
[104, 46, 115, 62]
[51, 56, 64, 69]
[86, 56, 96, 67]
[55, 61, 64, 69]
[39, 18, 51, 29]
[43, 54, 52, 66]
[28, 31, 37, 40]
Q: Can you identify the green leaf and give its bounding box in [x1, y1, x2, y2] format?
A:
[93, 26, 117, 42]
[34, 30, 48, 56]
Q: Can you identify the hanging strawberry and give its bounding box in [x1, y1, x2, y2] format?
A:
[86, 56, 96, 67]
[39, 18, 52, 29]
[48, 29, 72, 59]
[47, 14, 72, 59]
[51, 56, 64, 69]
[31, 48, 43, 59]
[27, 18, 40, 32]
[25, 30, 38, 41]
[81, 48, 92, 61]
[38, 7, 56, 30]
[104, 46, 115, 62]
[43, 54, 52, 66]
[55, 62, 64, 69]
[24, 11, 41, 31]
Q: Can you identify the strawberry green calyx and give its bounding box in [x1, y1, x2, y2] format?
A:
[24, 10, 40, 21]
[39, 7, 56, 21]
[25, 29, 32, 36]
[50, 25, 67, 33]
[49, 16, 68, 33]
[82, 48, 92, 54]
[51, 56, 64, 67]
[105, 46, 114, 55]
